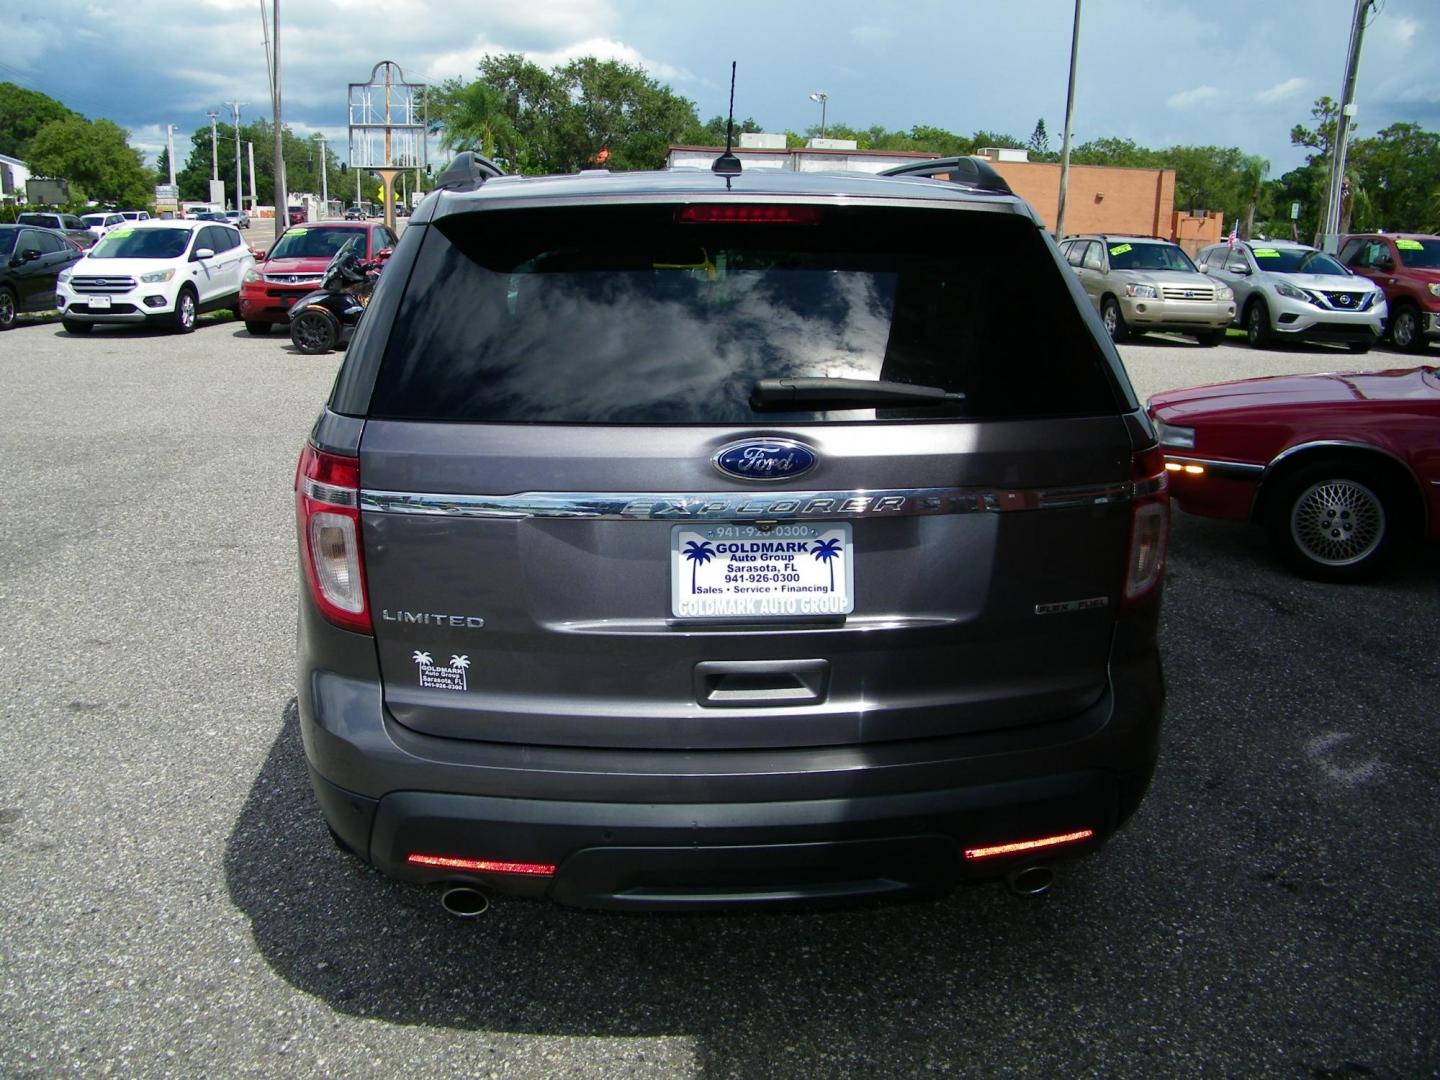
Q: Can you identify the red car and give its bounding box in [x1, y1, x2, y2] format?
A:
[1148, 366, 1440, 581]
[238, 221, 398, 334]
[1339, 233, 1440, 352]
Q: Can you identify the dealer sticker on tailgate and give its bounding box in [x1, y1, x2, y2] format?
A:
[671, 523, 854, 619]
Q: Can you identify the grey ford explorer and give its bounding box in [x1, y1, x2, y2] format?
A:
[295, 157, 1168, 911]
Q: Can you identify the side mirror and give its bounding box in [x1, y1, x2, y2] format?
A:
[1226, 262, 1250, 275]
[375, 247, 393, 261]
[193, 247, 216, 262]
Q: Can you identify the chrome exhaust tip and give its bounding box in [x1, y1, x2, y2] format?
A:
[440, 885, 491, 918]
[1006, 865, 1055, 898]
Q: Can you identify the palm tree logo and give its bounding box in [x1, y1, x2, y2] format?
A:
[683, 539, 715, 591]
[411, 650, 433, 667]
[449, 655, 470, 670]
[811, 537, 843, 592]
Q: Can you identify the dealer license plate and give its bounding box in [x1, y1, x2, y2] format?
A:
[670, 522, 854, 619]
[88, 295, 111, 309]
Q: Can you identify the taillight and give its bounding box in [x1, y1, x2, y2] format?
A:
[295, 443, 371, 634]
[1124, 446, 1169, 603]
[676, 204, 823, 225]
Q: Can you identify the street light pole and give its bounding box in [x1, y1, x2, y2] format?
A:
[226, 101, 246, 210]
[207, 111, 220, 180]
[317, 133, 329, 216]
[1054, 0, 1082, 240]
[166, 125, 177, 185]
[808, 91, 828, 141]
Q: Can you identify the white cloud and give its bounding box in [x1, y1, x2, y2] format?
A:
[1167, 85, 1220, 110]
[428, 35, 692, 85]
[1379, 15, 1420, 50]
[1253, 77, 1309, 106]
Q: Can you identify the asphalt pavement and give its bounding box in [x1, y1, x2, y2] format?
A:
[0, 320, 1436, 1079]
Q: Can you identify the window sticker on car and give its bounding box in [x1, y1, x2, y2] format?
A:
[108, 228, 133, 239]
[1396, 239, 1424, 251]
[289, 228, 309, 237]
[411, 650, 469, 691]
[1253, 248, 1281, 258]
[1108, 244, 1132, 256]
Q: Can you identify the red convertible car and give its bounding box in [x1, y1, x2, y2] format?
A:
[1147, 366, 1440, 581]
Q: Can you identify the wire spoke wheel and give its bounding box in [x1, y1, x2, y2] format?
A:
[1289, 478, 1385, 567]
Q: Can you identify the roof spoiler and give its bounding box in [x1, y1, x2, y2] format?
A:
[433, 152, 506, 192]
[878, 156, 1012, 195]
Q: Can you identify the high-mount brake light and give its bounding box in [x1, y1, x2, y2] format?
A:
[295, 443, 371, 634]
[406, 854, 557, 876]
[963, 829, 1095, 861]
[1123, 446, 1170, 604]
[677, 205, 823, 225]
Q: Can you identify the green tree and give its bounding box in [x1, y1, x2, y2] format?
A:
[26, 116, 151, 207]
[1347, 122, 1440, 230]
[1027, 118, 1051, 156]
[440, 80, 520, 162]
[174, 120, 350, 208]
[0, 82, 80, 159]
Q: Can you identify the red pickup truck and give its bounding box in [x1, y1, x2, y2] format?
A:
[1339, 233, 1440, 351]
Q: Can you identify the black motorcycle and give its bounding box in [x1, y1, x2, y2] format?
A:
[287, 238, 390, 355]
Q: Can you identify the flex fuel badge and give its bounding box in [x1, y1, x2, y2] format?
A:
[412, 650, 469, 691]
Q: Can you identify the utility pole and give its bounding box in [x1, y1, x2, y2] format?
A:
[166, 125, 177, 185]
[1054, 0, 1082, 240]
[248, 142, 258, 209]
[207, 111, 220, 179]
[226, 101, 246, 210]
[1319, 0, 1375, 252]
[317, 133, 329, 216]
[269, 0, 288, 239]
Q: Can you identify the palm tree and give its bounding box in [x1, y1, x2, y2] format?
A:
[811, 537, 842, 592]
[683, 540, 715, 591]
[1239, 154, 1269, 240]
[411, 650, 433, 667]
[442, 81, 517, 162]
[449, 655, 470, 670]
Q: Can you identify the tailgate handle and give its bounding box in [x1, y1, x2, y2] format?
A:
[694, 660, 830, 707]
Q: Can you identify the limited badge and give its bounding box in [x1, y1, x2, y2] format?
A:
[412, 650, 469, 690]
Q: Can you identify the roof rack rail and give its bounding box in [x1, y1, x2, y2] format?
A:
[433, 151, 506, 192]
[877, 156, 1012, 195]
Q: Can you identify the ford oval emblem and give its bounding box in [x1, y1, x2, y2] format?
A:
[713, 439, 818, 482]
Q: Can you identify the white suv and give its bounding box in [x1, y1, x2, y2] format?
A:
[56, 220, 253, 334]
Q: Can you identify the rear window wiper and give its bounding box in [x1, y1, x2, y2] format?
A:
[750, 377, 965, 411]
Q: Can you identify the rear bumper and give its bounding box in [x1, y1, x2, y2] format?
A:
[299, 619, 1163, 909]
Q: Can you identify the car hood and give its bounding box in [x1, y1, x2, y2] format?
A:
[1116, 269, 1217, 288]
[68, 256, 183, 278]
[257, 256, 330, 275]
[1260, 272, 1378, 292]
[1149, 366, 1438, 420]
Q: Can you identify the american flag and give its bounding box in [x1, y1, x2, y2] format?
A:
[1226, 222, 1239, 249]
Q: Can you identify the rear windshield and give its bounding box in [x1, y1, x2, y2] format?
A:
[89, 228, 192, 259]
[269, 226, 364, 260]
[17, 214, 59, 229]
[370, 204, 1118, 424]
[1395, 238, 1440, 269]
[1250, 246, 1347, 276]
[1107, 242, 1196, 272]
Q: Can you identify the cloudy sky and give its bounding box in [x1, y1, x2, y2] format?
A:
[7, 0, 1437, 176]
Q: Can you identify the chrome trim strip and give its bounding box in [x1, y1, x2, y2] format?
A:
[1162, 454, 1265, 479]
[1264, 440, 1412, 477]
[359, 482, 1141, 521]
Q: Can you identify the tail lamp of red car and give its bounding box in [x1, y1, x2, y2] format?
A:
[295, 443, 372, 634]
[1123, 446, 1170, 604]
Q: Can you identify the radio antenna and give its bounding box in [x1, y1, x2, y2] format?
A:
[712, 61, 742, 178]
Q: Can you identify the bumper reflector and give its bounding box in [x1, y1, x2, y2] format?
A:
[406, 854, 557, 876]
[963, 829, 1095, 861]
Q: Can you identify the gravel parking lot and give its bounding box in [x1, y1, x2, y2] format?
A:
[0, 321, 1436, 1078]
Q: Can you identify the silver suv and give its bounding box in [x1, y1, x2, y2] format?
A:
[1060, 235, 1235, 345]
[294, 158, 1168, 911]
[1196, 239, 1386, 352]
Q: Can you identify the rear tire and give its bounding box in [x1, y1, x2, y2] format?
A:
[1265, 458, 1400, 582]
[1194, 329, 1225, 347]
[1101, 297, 1129, 342]
[172, 287, 198, 334]
[62, 318, 93, 335]
[1388, 302, 1422, 352]
[1245, 300, 1272, 347]
[244, 320, 272, 336]
[290, 308, 339, 354]
[0, 286, 16, 331]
